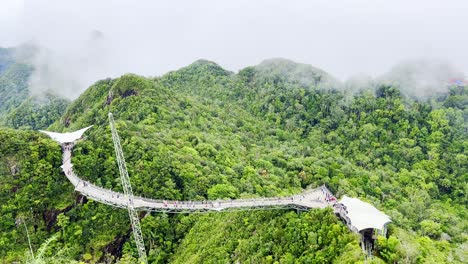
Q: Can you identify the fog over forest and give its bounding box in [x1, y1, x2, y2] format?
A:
[1, 0, 467, 99]
[0, 1, 467, 263]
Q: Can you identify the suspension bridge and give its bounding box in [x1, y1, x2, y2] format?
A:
[41, 119, 390, 262]
[61, 141, 331, 213]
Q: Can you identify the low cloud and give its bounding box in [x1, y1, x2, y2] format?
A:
[380, 59, 464, 98]
[2, 0, 467, 100]
[18, 31, 111, 99]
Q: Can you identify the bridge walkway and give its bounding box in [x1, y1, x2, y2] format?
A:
[60, 143, 332, 213]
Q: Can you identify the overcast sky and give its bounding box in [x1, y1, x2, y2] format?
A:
[1, 0, 467, 97]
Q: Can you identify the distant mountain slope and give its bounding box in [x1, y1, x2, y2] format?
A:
[0, 62, 32, 116]
[0, 46, 69, 129]
[255, 58, 339, 87]
[4, 94, 69, 130]
[0, 47, 15, 74]
[1, 59, 466, 263]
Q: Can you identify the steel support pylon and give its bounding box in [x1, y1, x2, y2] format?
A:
[109, 113, 147, 264]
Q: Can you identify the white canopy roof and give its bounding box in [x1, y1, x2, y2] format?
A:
[339, 196, 391, 231]
[40, 126, 93, 143]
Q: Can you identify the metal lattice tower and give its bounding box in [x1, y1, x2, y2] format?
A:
[109, 113, 147, 264]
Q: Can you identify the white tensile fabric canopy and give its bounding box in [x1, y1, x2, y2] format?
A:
[39, 126, 93, 143]
[339, 196, 391, 232]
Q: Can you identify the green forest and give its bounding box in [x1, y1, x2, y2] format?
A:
[0, 54, 466, 263]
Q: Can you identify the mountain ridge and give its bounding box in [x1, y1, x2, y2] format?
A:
[0, 56, 466, 263]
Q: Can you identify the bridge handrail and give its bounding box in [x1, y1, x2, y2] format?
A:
[74, 177, 323, 206]
[61, 146, 328, 210]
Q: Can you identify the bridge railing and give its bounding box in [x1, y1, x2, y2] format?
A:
[137, 186, 323, 206]
[62, 145, 327, 209]
[76, 180, 323, 207]
[84, 177, 322, 206]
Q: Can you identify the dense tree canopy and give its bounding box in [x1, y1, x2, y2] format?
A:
[0, 48, 69, 129]
[0, 59, 466, 263]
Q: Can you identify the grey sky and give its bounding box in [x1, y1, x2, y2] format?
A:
[1, 0, 467, 98]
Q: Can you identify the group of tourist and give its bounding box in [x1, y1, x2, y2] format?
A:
[162, 200, 224, 208]
[320, 186, 337, 204]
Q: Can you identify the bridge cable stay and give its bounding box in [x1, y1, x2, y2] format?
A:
[108, 113, 147, 264]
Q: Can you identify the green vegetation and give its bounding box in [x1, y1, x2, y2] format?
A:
[0, 129, 72, 261]
[0, 48, 69, 129]
[0, 59, 466, 263]
[171, 210, 363, 264]
[5, 94, 68, 130]
[0, 62, 32, 119]
[0, 47, 15, 74]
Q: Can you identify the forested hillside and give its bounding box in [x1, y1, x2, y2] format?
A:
[0, 59, 466, 263]
[0, 47, 69, 129]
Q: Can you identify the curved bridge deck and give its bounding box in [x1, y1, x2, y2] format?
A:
[60, 143, 333, 213]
